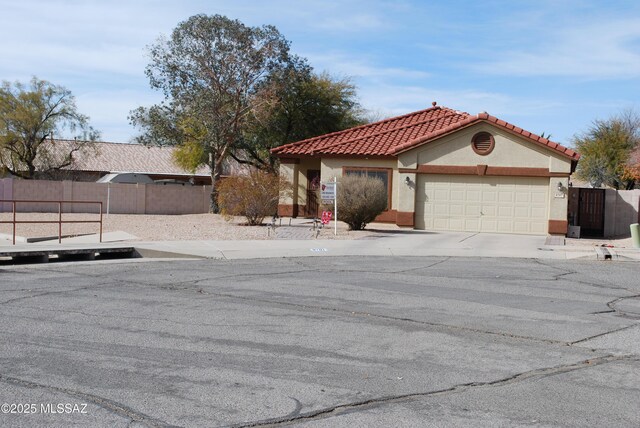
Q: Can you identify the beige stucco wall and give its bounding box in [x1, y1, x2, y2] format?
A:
[320, 158, 399, 210]
[278, 159, 323, 208]
[278, 163, 298, 206]
[399, 123, 571, 174]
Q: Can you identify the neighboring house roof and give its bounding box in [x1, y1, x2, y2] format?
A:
[271, 104, 580, 161]
[49, 140, 219, 176]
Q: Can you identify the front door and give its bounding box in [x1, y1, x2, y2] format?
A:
[306, 170, 321, 218]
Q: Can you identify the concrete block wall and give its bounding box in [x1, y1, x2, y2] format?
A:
[604, 189, 640, 237]
[0, 178, 212, 215]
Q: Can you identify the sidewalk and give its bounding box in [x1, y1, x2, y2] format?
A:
[131, 232, 640, 261]
[2, 220, 639, 262]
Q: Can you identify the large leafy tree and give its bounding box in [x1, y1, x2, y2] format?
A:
[574, 110, 640, 189]
[129, 14, 291, 212]
[234, 61, 366, 173]
[0, 77, 98, 179]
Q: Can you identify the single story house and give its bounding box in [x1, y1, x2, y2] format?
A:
[2, 139, 246, 185]
[271, 103, 580, 236]
[47, 140, 214, 184]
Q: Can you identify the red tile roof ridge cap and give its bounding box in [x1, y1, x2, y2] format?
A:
[271, 104, 454, 154]
[306, 109, 470, 155]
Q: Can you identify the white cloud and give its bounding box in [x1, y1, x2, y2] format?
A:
[475, 18, 640, 79]
[306, 52, 430, 81]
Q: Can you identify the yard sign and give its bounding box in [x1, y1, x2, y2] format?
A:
[320, 179, 338, 235]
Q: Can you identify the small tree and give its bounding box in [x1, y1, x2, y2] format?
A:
[0, 77, 99, 178]
[574, 110, 640, 189]
[217, 170, 289, 225]
[335, 175, 387, 230]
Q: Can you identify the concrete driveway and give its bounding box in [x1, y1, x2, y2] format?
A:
[1, 256, 638, 427]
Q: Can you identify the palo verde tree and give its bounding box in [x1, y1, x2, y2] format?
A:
[129, 14, 292, 212]
[0, 77, 99, 179]
[234, 60, 365, 173]
[573, 110, 640, 189]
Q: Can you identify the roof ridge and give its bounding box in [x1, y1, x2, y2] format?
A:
[272, 105, 449, 153]
[391, 112, 579, 160]
[50, 138, 141, 146]
[315, 110, 468, 155]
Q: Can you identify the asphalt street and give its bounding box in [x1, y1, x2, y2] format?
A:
[0, 256, 639, 427]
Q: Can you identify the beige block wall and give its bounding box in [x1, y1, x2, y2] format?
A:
[0, 179, 212, 214]
[604, 189, 640, 237]
[321, 158, 399, 210]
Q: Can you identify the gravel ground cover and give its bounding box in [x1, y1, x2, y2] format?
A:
[0, 212, 379, 241]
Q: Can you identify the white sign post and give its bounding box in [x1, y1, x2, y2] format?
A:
[320, 179, 338, 235]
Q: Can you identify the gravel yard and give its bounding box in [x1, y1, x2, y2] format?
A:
[0, 212, 381, 241]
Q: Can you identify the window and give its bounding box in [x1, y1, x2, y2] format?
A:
[343, 167, 392, 210]
[471, 132, 495, 155]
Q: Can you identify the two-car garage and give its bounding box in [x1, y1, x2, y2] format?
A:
[415, 175, 549, 235]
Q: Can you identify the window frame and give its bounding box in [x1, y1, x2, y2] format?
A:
[342, 166, 393, 211]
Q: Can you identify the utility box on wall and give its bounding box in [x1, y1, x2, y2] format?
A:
[567, 225, 580, 238]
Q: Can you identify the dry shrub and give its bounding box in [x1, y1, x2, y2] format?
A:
[335, 174, 387, 230]
[218, 170, 290, 225]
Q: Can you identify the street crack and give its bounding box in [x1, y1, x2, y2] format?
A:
[232, 355, 635, 427]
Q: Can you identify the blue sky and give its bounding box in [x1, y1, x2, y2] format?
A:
[1, 0, 639, 147]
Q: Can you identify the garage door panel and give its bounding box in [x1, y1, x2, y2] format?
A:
[465, 204, 481, 216]
[482, 219, 498, 232]
[531, 192, 547, 204]
[498, 192, 514, 203]
[464, 219, 480, 230]
[531, 206, 547, 217]
[450, 204, 464, 216]
[482, 205, 497, 216]
[497, 206, 513, 217]
[417, 175, 549, 235]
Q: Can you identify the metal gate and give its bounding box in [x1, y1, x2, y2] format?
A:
[577, 188, 605, 236]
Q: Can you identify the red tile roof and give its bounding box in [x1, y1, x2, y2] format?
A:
[271, 105, 580, 161]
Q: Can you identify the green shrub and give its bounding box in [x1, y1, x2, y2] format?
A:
[218, 170, 289, 225]
[333, 174, 387, 230]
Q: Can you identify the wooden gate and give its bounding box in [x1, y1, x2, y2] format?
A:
[577, 188, 605, 236]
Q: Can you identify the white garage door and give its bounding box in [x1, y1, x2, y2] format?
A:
[416, 175, 549, 235]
